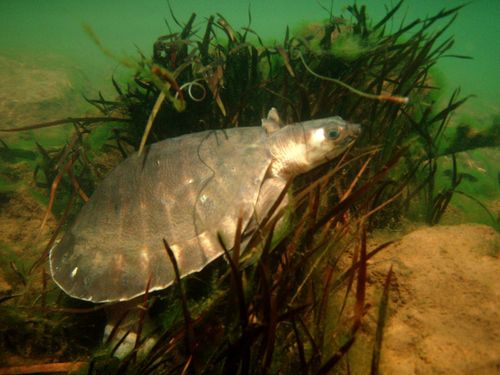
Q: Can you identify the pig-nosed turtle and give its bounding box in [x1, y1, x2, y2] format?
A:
[49, 109, 361, 303]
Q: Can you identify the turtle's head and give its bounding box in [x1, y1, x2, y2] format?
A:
[302, 116, 361, 169]
[268, 115, 361, 178]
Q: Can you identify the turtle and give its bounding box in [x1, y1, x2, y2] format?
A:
[49, 108, 361, 304]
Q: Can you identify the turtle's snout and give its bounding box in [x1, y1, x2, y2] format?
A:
[347, 123, 362, 137]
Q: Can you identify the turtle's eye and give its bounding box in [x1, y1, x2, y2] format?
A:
[327, 128, 341, 139]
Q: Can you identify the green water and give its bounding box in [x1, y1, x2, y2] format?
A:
[0, 0, 498, 225]
[0, 0, 500, 104]
[1, 0, 499, 108]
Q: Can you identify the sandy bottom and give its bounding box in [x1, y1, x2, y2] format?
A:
[0, 55, 77, 129]
[364, 224, 499, 375]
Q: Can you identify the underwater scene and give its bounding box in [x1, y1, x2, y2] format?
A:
[0, 0, 498, 373]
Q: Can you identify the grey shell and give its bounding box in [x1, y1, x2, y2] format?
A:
[50, 127, 280, 302]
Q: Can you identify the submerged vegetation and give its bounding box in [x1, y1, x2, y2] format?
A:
[0, 1, 496, 373]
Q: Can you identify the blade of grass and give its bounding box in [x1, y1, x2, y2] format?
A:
[163, 239, 194, 358]
[370, 265, 393, 375]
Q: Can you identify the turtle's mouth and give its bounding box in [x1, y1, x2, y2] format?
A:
[339, 135, 355, 146]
